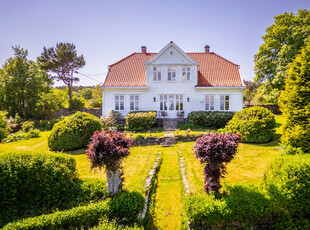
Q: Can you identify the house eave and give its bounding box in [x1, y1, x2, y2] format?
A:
[195, 86, 245, 91]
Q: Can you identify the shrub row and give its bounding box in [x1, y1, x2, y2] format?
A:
[188, 111, 235, 128]
[3, 191, 145, 230]
[0, 152, 107, 227]
[34, 117, 64, 131]
[220, 106, 276, 143]
[126, 111, 157, 130]
[185, 153, 310, 229]
[185, 185, 279, 228]
[48, 112, 101, 151]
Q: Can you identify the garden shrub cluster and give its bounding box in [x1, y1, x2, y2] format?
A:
[69, 96, 85, 110]
[48, 111, 101, 151]
[91, 217, 143, 230]
[126, 111, 157, 130]
[4, 129, 40, 143]
[220, 106, 276, 143]
[185, 185, 280, 228]
[2, 192, 144, 230]
[0, 152, 108, 227]
[34, 117, 64, 131]
[263, 154, 310, 218]
[188, 111, 235, 128]
[101, 110, 125, 130]
[21, 121, 35, 132]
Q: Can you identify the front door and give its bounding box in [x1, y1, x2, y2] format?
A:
[159, 94, 184, 118]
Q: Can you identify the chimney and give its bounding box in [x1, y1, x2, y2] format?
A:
[141, 46, 147, 53]
[204, 45, 210, 53]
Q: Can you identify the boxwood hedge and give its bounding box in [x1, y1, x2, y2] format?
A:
[48, 111, 101, 151]
[188, 111, 235, 128]
[126, 111, 157, 130]
[0, 152, 107, 227]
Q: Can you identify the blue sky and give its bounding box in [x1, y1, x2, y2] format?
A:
[0, 0, 309, 86]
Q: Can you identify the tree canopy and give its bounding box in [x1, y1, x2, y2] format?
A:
[39, 42, 85, 100]
[279, 38, 310, 153]
[254, 9, 310, 104]
[0, 46, 52, 118]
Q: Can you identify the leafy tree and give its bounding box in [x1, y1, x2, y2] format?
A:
[0, 111, 10, 141]
[78, 88, 93, 100]
[86, 130, 132, 195]
[279, 39, 310, 153]
[243, 80, 261, 105]
[34, 90, 63, 120]
[254, 9, 310, 104]
[194, 133, 241, 193]
[39, 43, 85, 100]
[0, 46, 52, 118]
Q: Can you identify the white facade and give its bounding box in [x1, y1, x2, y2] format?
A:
[101, 43, 244, 118]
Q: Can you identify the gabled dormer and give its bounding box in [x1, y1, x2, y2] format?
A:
[145, 41, 199, 86]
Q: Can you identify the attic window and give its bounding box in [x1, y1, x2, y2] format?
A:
[168, 66, 176, 81]
[153, 67, 162, 81]
[170, 51, 173, 55]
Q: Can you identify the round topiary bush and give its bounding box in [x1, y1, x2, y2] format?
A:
[263, 154, 310, 217]
[221, 106, 276, 143]
[48, 112, 101, 151]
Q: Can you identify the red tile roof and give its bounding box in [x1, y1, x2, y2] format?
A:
[101, 52, 244, 87]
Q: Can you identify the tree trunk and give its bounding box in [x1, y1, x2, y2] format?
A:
[106, 168, 122, 195]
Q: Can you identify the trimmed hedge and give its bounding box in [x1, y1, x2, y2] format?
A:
[185, 185, 279, 228]
[188, 111, 235, 128]
[220, 106, 276, 143]
[92, 217, 143, 230]
[126, 111, 157, 130]
[0, 152, 78, 226]
[2, 201, 110, 230]
[2, 192, 145, 230]
[0, 152, 107, 227]
[48, 111, 101, 151]
[264, 154, 310, 217]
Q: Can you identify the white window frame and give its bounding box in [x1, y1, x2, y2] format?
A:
[152, 66, 162, 81]
[220, 95, 230, 111]
[129, 95, 140, 111]
[205, 95, 215, 111]
[167, 66, 177, 81]
[160, 94, 183, 111]
[182, 67, 191, 81]
[115, 95, 125, 111]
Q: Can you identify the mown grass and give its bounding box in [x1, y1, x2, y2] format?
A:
[181, 115, 284, 195]
[0, 132, 159, 195]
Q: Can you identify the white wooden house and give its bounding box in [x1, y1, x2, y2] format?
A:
[101, 42, 245, 118]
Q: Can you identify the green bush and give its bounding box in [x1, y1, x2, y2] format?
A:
[279, 39, 310, 153]
[77, 178, 108, 203]
[221, 106, 276, 143]
[48, 112, 101, 151]
[0, 152, 79, 226]
[0, 111, 10, 141]
[264, 154, 310, 217]
[184, 185, 279, 228]
[2, 201, 110, 230]
[92, 217, 143, 230]
[108, 191, 144, 225]
[21, 120, 35, 132]
[188, 111, 235, 128]
[4, 129, 40, 143]
[69, 96, 85, 110]
[34, 117, 63, 131]
[126, 111, 157, 130]
[101, 110, 125, 130]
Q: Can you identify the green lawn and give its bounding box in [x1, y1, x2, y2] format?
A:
[0, 115, 285, 229]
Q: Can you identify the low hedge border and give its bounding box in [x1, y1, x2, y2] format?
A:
[3, 191, 145, 230]
[133, 134, 203, 146]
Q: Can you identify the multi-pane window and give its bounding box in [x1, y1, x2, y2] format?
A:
[115, 95, 124, 111]
[205, 95, 215, 110]
[220, 95, 230, 110]
[153, 67, 161, 81]
[160, 95, 183, 111]
[182, 67, 191, 81]
[167, 66, 176, 81]
[130, 95, 139, 111]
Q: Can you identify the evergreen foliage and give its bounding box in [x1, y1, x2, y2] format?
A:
[279, 39, 310, 152]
